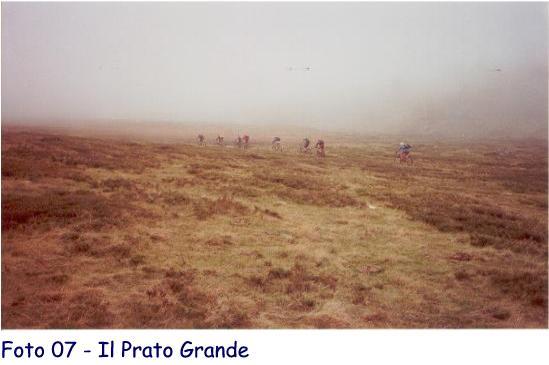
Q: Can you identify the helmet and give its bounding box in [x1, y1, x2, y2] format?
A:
[400, 142, 405, 146]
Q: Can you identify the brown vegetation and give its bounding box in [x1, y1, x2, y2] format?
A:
[1, 129, 547, 328]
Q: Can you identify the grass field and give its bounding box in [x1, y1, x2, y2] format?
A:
[1, 127, 547, 328]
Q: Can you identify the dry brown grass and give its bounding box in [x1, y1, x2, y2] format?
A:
[193, 195, 249, 220]
[1, 188, 133, 231]
[352, 143, 548, 256]
[1, 129, 547, 328]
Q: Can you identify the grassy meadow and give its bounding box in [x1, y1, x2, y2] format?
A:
[1, 127, 547, 328]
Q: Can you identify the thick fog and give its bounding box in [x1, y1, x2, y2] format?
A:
[2, 2, 547, 137]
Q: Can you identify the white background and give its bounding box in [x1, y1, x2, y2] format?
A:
[1, 330, 549, 364]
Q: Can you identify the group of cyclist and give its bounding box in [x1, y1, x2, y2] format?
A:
[197, 134, 412, 162]
[273, 137, 325, 157]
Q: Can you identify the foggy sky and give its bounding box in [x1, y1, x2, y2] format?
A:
[2, 2, 547, 137]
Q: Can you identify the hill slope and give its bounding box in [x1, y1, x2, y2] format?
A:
[2, 130, 547, 328]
